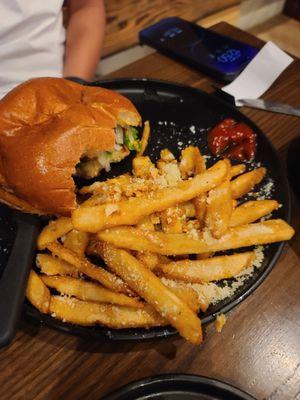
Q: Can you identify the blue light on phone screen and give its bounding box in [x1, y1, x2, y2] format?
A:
[217, 48, 241, 63]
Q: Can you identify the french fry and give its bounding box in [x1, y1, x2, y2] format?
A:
[193, 147, 207, 224]
[137, 216, 155, 230]
[170, 287, 200, 313]
[37, 217, 73, 250]
[101, 244, 202, 344]
[162, 164, 182, 186]
[150, 214, 161, 225]
[179, 147, 195, 179]
[231, 167, 266, 199]
[36, 253, 79, 278]
[160, 206, 184, 233]
[88, 240, 168, 270]
[136, 251, 161, 270]
[72, 160, 230, 233]
[229, 200, 279, 227]
[205, 179, 233, 238]
[157, 149, 176, 166]
[50, 296, 166, 328]
[189, 282, 225, 312]
[160, 281, 202, 313]
[163, 149, 177, 161]
[192, 196, 206, 225]
[158, 252, 255, 283]
[85, 239, 104, 259]
[80, 193, 108, 207]
[194, 150, 206, 175]
[133, 156, 158, 179]
[157, 159, 182, 186]
[63, 230, 89, 256]
[80, 174, 131, 195]
[98, 219, 294, 255]
[26, 270, 50, 314]
[179, 146, 205, 179]
[230, 164, 246, 179]
[41, 276, 143, 308]
[182, 219, 200, 235]
[160, 278, 209, 312]
[137, 120, 150, 156]
[47, 242, 132, 295]
[179, 201, 196, 218]
[81, 180, 162, 208]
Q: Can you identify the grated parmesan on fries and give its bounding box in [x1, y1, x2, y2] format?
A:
[27, 123, 294, 345]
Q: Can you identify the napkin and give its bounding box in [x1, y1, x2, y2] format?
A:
[222, 41, 294, 106]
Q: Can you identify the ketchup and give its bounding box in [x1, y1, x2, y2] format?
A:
[208, 118, 257, 161]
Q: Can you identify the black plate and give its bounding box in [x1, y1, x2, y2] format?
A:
[23, 78, 291, 340]
[101, 374, 256, 400]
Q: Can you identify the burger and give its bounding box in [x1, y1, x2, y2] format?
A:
[0, 77, 142, 216]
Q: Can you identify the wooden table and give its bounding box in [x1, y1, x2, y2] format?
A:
[1, 23, 300, 400]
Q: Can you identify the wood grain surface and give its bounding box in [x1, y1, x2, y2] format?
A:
[103, 0, 240, 57]
[1, 23, 300, 400]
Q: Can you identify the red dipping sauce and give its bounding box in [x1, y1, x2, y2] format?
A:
[208, 118, 257, 161]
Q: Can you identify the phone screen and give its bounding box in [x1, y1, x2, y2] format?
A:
[140, 17, 259, 80]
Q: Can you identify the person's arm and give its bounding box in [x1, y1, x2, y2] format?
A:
[63, 0, 105, 80]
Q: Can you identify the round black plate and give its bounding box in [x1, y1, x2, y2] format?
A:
[102, 374, 256, 400]
[23, 78, 291, 340]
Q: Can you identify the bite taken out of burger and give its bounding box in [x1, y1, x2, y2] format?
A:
[0, 77, 142, 216]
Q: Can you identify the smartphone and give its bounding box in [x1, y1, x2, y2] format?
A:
[139, 17, 259, 82]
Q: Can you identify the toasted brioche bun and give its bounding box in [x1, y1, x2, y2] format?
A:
[0, 77, 141, 216]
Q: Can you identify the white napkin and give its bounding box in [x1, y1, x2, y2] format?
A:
[222, 41, 294, 106]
